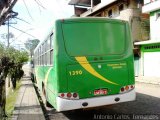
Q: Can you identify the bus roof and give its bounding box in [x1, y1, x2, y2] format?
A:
[56, 17, 128, 24]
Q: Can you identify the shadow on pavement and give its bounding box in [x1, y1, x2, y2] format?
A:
[20, 83, 33, 87]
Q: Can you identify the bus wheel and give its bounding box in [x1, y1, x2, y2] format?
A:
[42, 86, 52, 107]
[46, 100, 52, 108]
[34, 76, 37, 84]
[42, 85, 46, 97]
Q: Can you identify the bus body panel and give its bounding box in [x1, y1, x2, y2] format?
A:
[59, 18, 134, 99]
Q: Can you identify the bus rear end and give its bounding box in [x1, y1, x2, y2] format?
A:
[55, 18, 135, 111]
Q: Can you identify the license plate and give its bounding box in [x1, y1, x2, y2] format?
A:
[94, 89, 107, 95]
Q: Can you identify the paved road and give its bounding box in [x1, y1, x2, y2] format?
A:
[43, 82, 160, 120]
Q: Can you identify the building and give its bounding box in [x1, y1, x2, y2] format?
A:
[135, 0, 160, 77]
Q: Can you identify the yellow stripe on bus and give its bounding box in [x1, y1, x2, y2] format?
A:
[75, 57, 119, 86]
[44, 67, 53, 86]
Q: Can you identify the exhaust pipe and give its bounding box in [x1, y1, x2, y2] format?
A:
[115, 97, 120, 102]
[82, 102, 88, 107]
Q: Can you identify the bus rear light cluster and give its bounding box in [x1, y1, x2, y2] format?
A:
[58, 92, 79, 99]
[120, 85, 135, 93]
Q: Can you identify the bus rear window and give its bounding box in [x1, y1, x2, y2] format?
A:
[62, 22, 126, 56]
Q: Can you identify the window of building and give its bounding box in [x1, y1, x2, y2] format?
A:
[144, 45, 160, 50]
[108, 9, 112, 18]
[119, 4, 124, 13]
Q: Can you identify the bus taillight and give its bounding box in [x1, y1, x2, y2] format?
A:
[67, 92, 72, 98]
[58, 92, 79, 99]
[73, 93, 78, 98]
[120, 85, 135, 93]
[121, 87, 125, 92]
[131, 85, 134, 89]
[60, 93, 65, 98]
[125, 86, 129, 91]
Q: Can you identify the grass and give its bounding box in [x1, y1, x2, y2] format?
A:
[6, 81, 21, 118]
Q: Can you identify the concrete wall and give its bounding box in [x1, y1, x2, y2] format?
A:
[150, 9, 160, 41]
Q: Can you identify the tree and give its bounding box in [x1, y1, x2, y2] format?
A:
[0, 56, 12, 118]
[0, 43, 29, 119]
[5, 47, 29, 89]
[1, 32, 15, 47]
[1, 32, 14, 40]
[0, 43, 4, 56]
[24, 39, 40, 57]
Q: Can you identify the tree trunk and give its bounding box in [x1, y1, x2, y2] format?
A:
[6, 76, 11, 96]
[0, 79, 5, 119]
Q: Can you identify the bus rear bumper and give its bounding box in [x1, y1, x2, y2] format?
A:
[56, 89, 136, 111]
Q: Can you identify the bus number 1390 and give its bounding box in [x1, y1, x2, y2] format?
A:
[69, 70, 83, 76]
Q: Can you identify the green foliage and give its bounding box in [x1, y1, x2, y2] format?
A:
[24, 39, 40, 56]
[4, 46, 29, 89]
[0, 43, 4, 57]
[0, 42, 29, 86]
[5, 47, 29, 64]
[0, 42, 29, 118]
[6, 81, 21, 117]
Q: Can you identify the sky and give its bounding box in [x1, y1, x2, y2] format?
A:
[0, 0, 74, 49]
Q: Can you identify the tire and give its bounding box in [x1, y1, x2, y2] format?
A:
[45, 100, 52, 108]
[42, 85, 52, 108]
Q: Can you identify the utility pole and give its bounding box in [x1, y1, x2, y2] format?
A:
[7, 19, 10, 47]
[3, 11, 18, 89]
[5, 11, 18, 47]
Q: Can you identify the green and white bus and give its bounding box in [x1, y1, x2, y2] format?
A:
[34, 18, 136, 111]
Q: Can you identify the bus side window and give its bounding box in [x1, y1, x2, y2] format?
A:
[50, 33, 53, 49]
[50, 33, 54, 66]
[50, 49, 53, 65]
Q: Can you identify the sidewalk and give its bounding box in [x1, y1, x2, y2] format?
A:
[11, 78, 45, 120]
[135, 76, 160, 85]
